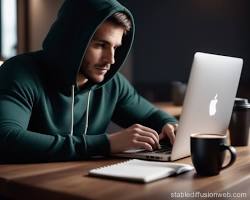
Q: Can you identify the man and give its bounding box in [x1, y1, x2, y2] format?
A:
[0, 0, 177, 163]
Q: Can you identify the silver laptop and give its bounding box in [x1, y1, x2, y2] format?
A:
[113, 52, 243, 161]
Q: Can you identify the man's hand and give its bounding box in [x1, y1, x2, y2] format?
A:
[159, 123, 178, 145]
[108, 124, 160, 153]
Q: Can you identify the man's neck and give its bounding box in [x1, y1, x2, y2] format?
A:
[76, 73, 88, 88]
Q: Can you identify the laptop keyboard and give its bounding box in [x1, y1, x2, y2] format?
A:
[153, 144, 172, 154]
[122, 141, 172, 154]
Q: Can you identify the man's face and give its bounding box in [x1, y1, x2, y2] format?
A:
[80, 21, 124, 83]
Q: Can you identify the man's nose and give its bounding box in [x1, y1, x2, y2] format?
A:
[105, 49, 115, 65]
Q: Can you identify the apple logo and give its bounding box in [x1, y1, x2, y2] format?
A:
[209, 94, 218, 116]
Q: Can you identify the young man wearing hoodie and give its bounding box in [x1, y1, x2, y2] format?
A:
[0, 0, 177, 163]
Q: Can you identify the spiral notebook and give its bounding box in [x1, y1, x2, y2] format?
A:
[88, 159, 194, 183]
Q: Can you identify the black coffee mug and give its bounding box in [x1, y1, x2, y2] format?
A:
[191, 133, 237, 176]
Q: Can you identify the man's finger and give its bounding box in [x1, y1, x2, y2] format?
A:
[159, 132, 164, 140]
[159, 124, 177, 144]
[133, 140, 153, 151]
[168, 131, 176, 144]
[134, 124, 159, 140]
[136, 130, 160, 149]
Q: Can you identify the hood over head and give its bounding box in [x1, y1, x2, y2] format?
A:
[42, 0, 134, 91]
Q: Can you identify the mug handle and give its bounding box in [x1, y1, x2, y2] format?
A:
[220, 144, 237, 170]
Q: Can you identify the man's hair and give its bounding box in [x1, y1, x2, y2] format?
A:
[106, 12, 132, 34]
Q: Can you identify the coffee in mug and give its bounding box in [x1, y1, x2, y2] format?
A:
[191, 133, 236, 176]
[229, 98, 250, 146]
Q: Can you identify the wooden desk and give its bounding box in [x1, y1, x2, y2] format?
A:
[154, 102, 182, 117]
[0, 147, 249, 200]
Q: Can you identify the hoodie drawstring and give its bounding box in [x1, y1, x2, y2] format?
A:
[70, 85, 92, 136]
[70, 85, 75, 136]
[84, 89, 92, 135]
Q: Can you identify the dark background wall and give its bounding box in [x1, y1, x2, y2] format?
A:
[120, 0, 250, 101]
[2, 0, 249, 102]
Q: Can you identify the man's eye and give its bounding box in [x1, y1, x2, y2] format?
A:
[95, 43, 106, 48]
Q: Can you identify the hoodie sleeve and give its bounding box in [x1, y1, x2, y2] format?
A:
[112, 73, 178, 133]
[0, 60, 109, 163]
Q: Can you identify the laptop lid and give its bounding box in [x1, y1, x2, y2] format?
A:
[113, 52, 243, 162]
[171, 52, 243, 160]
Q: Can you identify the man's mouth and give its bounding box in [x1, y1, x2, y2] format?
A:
[95, 65, 110, 72]
[96, 67, 109, 70]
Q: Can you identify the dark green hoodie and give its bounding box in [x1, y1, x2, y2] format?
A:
[0, 0, 177, 163]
